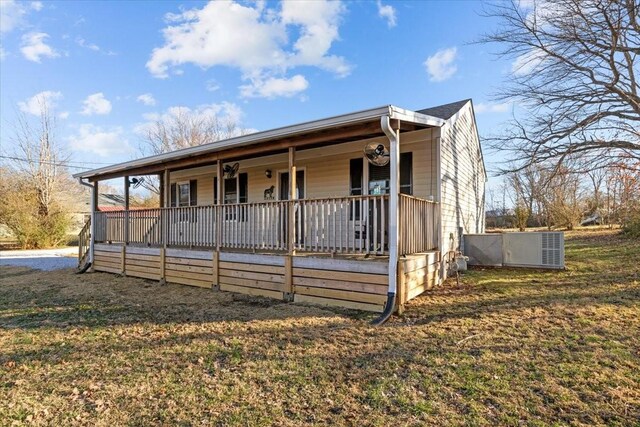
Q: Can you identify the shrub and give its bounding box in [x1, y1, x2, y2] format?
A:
[622, 213, 640, 239]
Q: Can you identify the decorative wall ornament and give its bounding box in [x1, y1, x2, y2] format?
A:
[264, 185, 275, 200]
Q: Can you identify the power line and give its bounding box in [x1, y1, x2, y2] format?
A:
[0, 155, 112, 171]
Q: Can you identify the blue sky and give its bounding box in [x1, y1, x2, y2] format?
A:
[0, 0, 517, 192]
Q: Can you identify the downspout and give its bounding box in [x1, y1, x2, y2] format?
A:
[77, 178, 95, 270]
[371, 115, 399, 326]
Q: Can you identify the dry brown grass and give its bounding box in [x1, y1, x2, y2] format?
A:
[1, 229, 639, 426]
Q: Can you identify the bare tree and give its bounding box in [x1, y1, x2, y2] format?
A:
[0, 99, 72, 248]
[481, 0, 640, 172]
[138, 108, 249, 194]
[546, 167, 585, 230]
[10, 102, 68, 217]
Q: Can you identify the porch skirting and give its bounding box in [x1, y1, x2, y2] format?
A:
[93, 243, 439, 312]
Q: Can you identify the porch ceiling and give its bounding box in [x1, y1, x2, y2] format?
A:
[74, 105, 443, 182]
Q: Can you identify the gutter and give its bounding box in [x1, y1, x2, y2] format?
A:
[371, 115, 400, 326]
[77, 178, 95, 269]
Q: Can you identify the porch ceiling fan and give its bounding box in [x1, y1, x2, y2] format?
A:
[364, 142, 389, 166]
[223, 162, 240, 179]
[127, 177, 145, 189]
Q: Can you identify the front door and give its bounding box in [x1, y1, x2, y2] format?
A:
[280, 171, 305, 246]
[279, 170, 305, 200]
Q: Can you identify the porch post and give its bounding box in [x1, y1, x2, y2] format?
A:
[163, 169, 170, 247]
[124, 176, 130, 245]
[163, 169, 170, 208]
[214, 160, 223, 290]
[90, 180, 98, 271]
[288, 146, 296, 255]
[159, 172, 165, 208]
[216, 160, 223, 251]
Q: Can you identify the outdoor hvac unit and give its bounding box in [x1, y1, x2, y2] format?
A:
[503, 232, 564, 268]
[464, 232, 564, 269]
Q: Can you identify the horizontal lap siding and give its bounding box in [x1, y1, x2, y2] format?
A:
[125, 247, 161, 281]
[399, 252, 440, 303]
[94, 246, 390, 311]
[93, 245, 122, 274]
[165, 248, 213, 288]
[292, 258, 388, 312]
[218, 253, 285, 299]
[166, 129, 436, 204]
[439, 103, 486, 261]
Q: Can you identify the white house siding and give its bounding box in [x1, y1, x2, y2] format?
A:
[168, 128, 438, 204]
[438, 101, 486, 262]
[166, 129, 438, 252]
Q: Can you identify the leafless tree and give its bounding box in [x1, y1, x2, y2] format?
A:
[481, 0, 640, 173]
[138, 108, 250, 194]
[0, 99, 72, 248]
[10, 101, 68, 217]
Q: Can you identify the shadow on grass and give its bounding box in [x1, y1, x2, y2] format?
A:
[0, 267, 372, 331]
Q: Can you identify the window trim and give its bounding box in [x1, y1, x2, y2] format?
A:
[176, 180, 191, 207]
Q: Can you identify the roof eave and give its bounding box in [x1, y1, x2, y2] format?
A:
[73, 105, 443, 180]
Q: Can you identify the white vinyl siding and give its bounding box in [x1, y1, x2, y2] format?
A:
[438, 101, 486, 258]
[168, 128, 439, 205]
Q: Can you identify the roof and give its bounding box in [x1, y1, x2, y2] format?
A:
[74, 102, 469, 181]
[417, 99, 471, 120]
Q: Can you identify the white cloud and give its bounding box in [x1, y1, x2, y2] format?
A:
[424, 47, 458, 82]
[80, 92, 112, 115]
[76, 37, 100, 51]
[146, 0, 349, 98]
[511, 48, 546, 76]
[67, 124, 132, 157]
[0, 46, 6, 60]
[20, 32, 59, 62]
[136, 93, 156, 106]
[474, 102, 511, 114]
[205, 79, 220, 92]
[377, 1, 397, 28]
[1, 0, 41, 33]
[18, 91, 62, 115]
[59, 111, 70, 119]
[240, 75, 309, 99]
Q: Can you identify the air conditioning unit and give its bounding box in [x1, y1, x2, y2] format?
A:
[465, 232, 564, 269]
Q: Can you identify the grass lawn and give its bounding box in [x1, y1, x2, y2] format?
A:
[1, 229, 638, 426]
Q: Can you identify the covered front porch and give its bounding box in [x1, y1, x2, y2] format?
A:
[77, 106, 445, 313]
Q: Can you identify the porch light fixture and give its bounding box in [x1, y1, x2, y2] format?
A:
[265, 169, 272, 179]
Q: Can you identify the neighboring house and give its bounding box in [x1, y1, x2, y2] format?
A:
[68, 193, 125, 232]
[74, 100, 486, 314]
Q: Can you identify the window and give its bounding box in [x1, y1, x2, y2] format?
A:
[400, 152, 413, 195]
[170, 180, 198, 207]
[221, 172, 248, 221]
[170, 180, 198, 221]
[367, 152, 413, 195]
[349, 158, 363, 220]
[224, 178, 237, 204]
[178, 183, 190, 207]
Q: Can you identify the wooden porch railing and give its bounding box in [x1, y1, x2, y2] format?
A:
[295, 195, 388, 255]
[93, 194, 438, 256]
[78, 217, 91, 267]
[399, 194, 438, 255]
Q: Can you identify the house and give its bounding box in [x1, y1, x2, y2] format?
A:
[74, 100, 486, 318]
